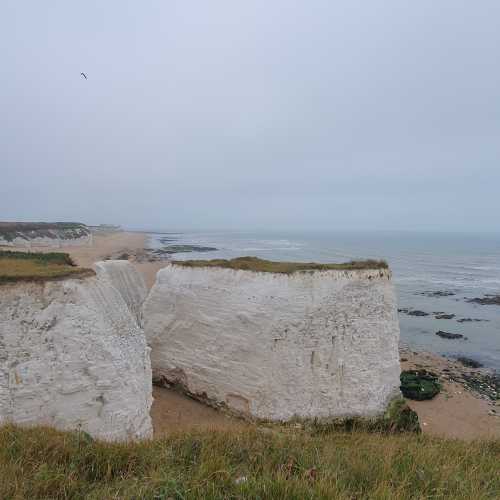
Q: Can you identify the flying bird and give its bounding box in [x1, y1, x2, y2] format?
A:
[80, 72, 87, 80]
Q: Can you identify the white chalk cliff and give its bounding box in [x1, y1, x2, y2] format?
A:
[143, 265, 401, 421]
[94, 260, 148, 325]
[0, 262, 153, 441]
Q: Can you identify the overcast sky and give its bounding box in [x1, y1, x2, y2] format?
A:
[2, 1, 500, 232]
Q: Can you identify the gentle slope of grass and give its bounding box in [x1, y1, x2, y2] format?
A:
[1, 425, 498, 499]
[173, 256, 388, 274]
[0, 250, 93, 284]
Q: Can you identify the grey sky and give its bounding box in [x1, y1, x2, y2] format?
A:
[2, 1, 500, 231]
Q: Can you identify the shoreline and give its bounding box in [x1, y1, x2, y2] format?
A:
[3, 230, 499, 440]
[400, 346, 499, 440]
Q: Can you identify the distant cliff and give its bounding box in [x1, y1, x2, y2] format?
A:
[0, 222, 92, 248]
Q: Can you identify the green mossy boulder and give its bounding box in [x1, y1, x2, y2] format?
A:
[400, 370, 441, 401]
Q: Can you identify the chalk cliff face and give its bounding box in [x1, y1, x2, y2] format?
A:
[0, 222, 92, 248]
[143, 265, 401, 421]
[0, 263, 153, 441]
[94, 260, 148, 325]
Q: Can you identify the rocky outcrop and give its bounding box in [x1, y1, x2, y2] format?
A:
[93, 260, 147, 325]
[0, 222, 92, 248]
[0, 262, 153, 441]
[143, 264, 401, 421]
[435, 330, 465, 340]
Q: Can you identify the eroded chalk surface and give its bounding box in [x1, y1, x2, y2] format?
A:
[144, 265, 401, 421]
[0, 262, 152, 441]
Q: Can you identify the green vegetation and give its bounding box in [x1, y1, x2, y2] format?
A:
[173, 256, 388, 274]
[0, 250, 93, 284]
[400, 370, 441, 401]
[297, 399, 420, 436]
[1, 424, 498, 499]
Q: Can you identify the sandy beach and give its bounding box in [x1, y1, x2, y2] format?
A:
[400, 347, 499, 440]
[59, 230, 165, 289]
[13, 230, 500, 440]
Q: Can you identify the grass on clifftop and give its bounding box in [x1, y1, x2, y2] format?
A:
[173, 256, 388, 274]
[0, 250, 93, 284]
[0, 425, 498, 499]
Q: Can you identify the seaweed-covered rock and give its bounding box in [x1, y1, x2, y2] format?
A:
[400, 370, 441, 401]
[466, 295, 500, 305]
[434, 314, 455, 320]
[407, 310, 429, 317]
[435, 330, 464, 340]
[456, 357, 483, 368]
[417, 290, 456, 297]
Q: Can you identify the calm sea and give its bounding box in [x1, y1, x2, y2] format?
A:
[147, 230, 500, 370]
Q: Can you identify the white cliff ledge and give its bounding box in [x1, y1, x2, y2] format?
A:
[0, 262, 153, 441]
[143, 263, 401, 421]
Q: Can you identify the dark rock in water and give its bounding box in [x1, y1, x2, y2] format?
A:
[158, 236, 179, 244]
[416, 290, 456, 297]
[400, 370, 441, 401]
[153, 245, 218, 255]
[398, 308, 431, 317]
[456, 357, 483, 368]
[434, 313, 455, 320]
[435, 330, 464, 340]
[466, 295, 500, 305]
[407, 310, 429, 317]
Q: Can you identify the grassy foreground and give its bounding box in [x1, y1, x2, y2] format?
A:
[1, 425, 498, 499]
[173, 256, 388, 274]
[0, 251, 93, 284]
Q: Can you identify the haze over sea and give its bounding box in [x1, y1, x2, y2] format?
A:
[146, 229, 500, 371]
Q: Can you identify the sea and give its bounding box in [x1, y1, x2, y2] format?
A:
[146, 230, 500, 371]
